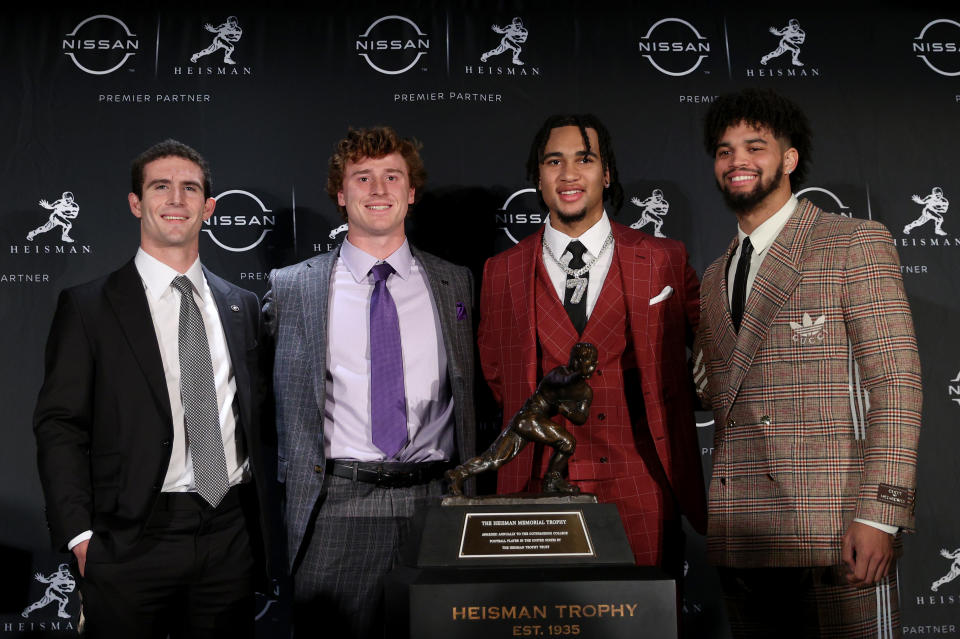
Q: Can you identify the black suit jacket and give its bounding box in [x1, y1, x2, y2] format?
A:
[33, 259, 275, 575]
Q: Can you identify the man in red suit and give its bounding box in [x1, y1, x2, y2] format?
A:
[478, 114, 707, 570]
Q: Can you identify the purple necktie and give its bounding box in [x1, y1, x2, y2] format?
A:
[369, 262, 407, 458]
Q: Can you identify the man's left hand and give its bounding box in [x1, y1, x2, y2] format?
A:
[841, 521, 894, 586]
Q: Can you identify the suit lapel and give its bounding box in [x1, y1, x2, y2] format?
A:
[204, 267, 251, 430]
[104, 260, 172, 424]
[613, 224, 654, 356]
[726, 201, 815, 405]
[413, 246, 462, 382]
[301, 250, 337, 412]
[581, 253, 623, 344]
[509, 231, 541, 390]
[534, 252, 578, 362]
[705, 238, 740, 371]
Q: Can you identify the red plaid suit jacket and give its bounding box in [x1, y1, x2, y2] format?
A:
[695, 200, 921, 568]
[478, 221, 708, 553]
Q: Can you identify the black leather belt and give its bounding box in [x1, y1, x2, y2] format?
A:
[326, 460, 451, 488]
[154, 484, 244, 511]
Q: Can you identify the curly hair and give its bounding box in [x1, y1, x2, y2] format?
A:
[131, 139, 211, 198]
[326, 127, 427, 220]
[526, 114, 624, 214]
[703, 88, 812, 190]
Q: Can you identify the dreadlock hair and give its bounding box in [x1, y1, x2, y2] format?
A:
[703, 88, 812, 191]
[526, 114, 624, 214]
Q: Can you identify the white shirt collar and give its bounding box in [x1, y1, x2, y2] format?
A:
[544, 211, 612, 262]
[134, 248, 204, 300]
[737, 194, 799, 256]
[340, 237, 414, 283]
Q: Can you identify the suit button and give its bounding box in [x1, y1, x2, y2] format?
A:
[600, 457, 608, 463]
[598, 413, 606, 421]
[761, 415, 771, 426]
[727, 419, 737, 427]
[161, 439, 170, 447]
[595, 370, 602, 376]
[314, 465, 323, 473]
[152, 483, 160, 491]
[719, 477, 726, 486]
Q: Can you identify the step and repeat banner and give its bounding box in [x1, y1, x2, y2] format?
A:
[1, 3, 958, 637]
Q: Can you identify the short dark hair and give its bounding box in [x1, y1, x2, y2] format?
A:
[326, 126, 427, 220]
[130, 139, 212, 198]
[703, 88, 812, 190]
[526, 114, 624, 214]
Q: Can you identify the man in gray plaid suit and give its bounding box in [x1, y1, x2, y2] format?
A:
[263, 127, 476, 637]
[695, 89, 921, 638]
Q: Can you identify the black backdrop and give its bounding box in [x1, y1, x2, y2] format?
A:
[2, 3, 959, 637]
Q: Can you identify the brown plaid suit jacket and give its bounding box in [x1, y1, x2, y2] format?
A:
[695, 199, 921, 568]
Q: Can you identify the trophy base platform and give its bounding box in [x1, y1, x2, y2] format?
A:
[385, 565, 678, 639]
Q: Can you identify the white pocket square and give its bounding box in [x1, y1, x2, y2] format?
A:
[649, 285, 673, 306]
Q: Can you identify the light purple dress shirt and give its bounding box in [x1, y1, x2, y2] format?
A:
[324, 238, 455, 462]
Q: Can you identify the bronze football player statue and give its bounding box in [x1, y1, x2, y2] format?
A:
[446, 342, 598, 496]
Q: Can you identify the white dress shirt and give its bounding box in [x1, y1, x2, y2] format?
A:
[324, 238, 455, 463]
[726, 196, 896, 536]
[541, 212, 614, 319]
[727, 195, 798, 307]
[67, 249, 248, 550]
[135, 249, 247, 491]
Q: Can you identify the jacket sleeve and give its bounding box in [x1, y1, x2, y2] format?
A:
[692, 263, 714, 411]
[33, 289, 95, 551]
[477, 257, 504, 406]
[843, 221, 921, 530]
[681, 246, 701, 349]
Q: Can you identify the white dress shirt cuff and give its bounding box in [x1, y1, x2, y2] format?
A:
[854, 518, 898, 535]
[67, 530, 93, 550]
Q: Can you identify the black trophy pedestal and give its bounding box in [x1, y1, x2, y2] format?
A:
[385, 500, 678, 639]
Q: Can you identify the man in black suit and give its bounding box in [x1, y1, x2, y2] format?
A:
[33, 140, 272, 638]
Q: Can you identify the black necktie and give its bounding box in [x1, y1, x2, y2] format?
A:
[562, 241, 588, 335]
[731, 237, 753, 334]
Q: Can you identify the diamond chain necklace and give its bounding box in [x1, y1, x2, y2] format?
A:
[541, 231, 614, 278]
[542, 232, 614, 304]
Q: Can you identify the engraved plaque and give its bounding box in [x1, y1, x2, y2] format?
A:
[458, 511, 594, 559]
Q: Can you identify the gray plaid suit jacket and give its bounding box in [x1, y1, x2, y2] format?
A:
[263, 244, 476, 572]
[695, 199, 921, 568]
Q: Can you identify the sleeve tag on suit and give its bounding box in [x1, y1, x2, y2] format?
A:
[877, 483, 910, 507]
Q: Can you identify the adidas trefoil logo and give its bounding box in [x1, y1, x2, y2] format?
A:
[790, 312, 826, 344]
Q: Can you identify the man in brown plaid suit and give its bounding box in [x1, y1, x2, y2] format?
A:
[694, 88, 921, 638]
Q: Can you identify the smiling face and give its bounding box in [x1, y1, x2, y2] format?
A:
[128, 155, 215, 261]
[713, 121, 796, 218]
[538, 125, 610, 234]
[339, 152, 415, 250]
